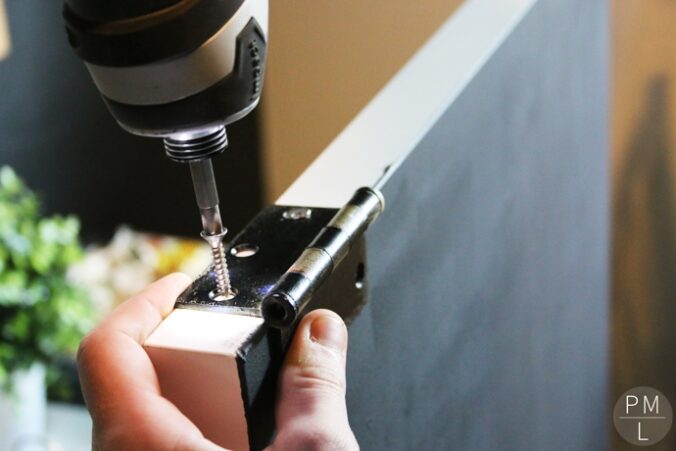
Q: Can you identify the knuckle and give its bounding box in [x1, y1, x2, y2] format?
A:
[296, 430, 339, 450]
[97, 429, 124, 451]
[76, 331, 101, 368]
[292, 363, 346, 395]
[98, 428, 143, 451]
[281, 427, 357, 451]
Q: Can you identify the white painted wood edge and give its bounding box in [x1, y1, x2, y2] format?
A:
[277, 0, 537, 208]
[144, 310, 264, 450]
[145, 309, 264, 356]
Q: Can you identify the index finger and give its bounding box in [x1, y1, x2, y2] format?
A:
[77, 274, 189, 402]
[77, 273, 190, 421]
[77, 273, 224, 449]
[100, 272, 191, 343]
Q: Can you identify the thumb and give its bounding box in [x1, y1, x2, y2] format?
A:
[270, 309, 358, 451]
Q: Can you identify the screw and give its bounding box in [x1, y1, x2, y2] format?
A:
[201, 231, 235, 300]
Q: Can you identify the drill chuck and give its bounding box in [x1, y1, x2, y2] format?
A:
[164, 126, 228, 162]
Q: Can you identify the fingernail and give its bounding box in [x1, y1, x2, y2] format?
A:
[310, 314, 347, 351]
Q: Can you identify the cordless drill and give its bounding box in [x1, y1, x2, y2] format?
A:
[63, 0, 268, 299]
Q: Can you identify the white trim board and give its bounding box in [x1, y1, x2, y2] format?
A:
[277, 0, 537, 209]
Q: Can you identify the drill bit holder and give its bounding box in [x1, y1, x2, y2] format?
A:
[164, 126, 229, 162]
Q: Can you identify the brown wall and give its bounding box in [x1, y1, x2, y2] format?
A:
[261, 0, 464, 201]
[612, 1, 676, 450]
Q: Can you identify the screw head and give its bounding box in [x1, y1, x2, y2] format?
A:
[201, 229, 228, 247]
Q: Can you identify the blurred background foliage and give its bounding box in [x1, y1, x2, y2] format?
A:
[0, 166, 94, 390]
[0, 163, 211, 400]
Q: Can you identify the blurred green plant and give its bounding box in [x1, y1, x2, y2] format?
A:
[0, 166, 93, 391]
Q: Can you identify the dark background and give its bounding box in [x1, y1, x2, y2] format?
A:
[0, 0, 264, 242]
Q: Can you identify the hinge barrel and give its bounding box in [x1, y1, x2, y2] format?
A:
[262, 187, 385, 327]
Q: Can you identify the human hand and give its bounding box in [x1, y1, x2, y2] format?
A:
[77, 273, 359, 450]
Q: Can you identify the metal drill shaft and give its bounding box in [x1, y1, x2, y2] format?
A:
[189, 158, 234, 298]
[189, 158, 224, 234]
